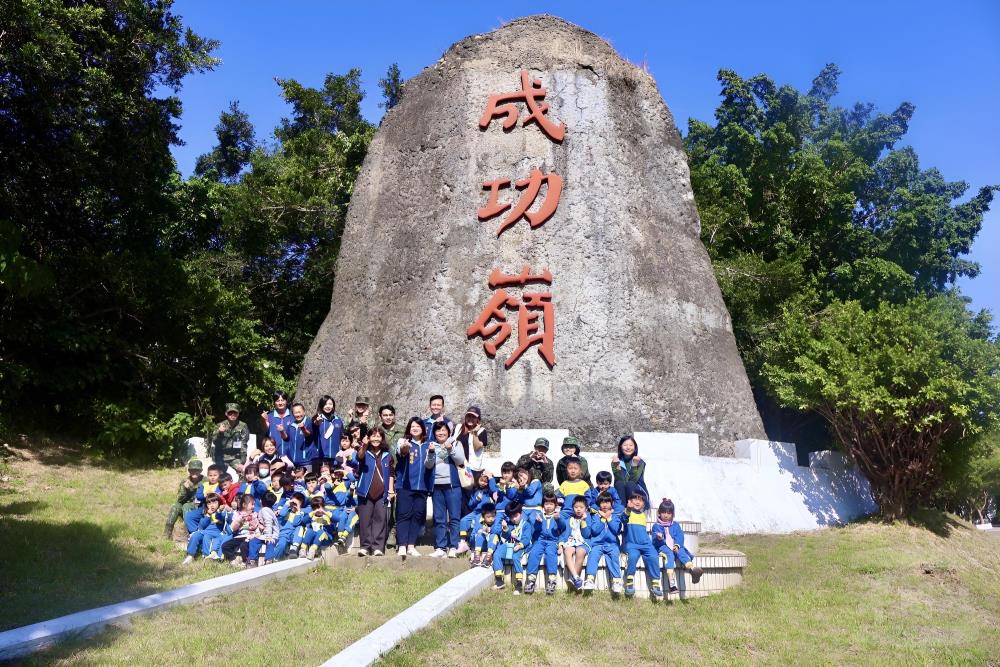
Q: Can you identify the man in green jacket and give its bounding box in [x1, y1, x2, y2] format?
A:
[164, 458, 203, 539]
[212, 403, 249, 473]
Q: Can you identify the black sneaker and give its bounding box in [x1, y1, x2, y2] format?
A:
[513, 580, 523, 596]
[690, 566, 704, 584]
[494, 575, 505, 590]
[669, 584, 679, 594]
[545, 579, 556, 595]
[524, 576, 536, 594]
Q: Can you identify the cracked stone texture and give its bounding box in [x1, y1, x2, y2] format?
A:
[297, 15, 766, 454]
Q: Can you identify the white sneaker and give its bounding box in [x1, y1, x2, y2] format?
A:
[182, 555, 194, 565]
[408, 546, 422, 557]
[373, 549, 384, 557]
[447, 548, 458, 558]
[429, 548, 447, 558]
[397, 546, 407, 557]
[581, 578, 596, 591]
[358, 548, 369, 557]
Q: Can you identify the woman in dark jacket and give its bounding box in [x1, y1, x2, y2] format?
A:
[611, 434, 648, 502]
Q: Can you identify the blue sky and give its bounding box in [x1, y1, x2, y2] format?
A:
[169, 1, 1000, 322]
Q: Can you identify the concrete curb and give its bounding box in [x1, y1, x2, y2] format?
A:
[0, 558, 318, 661]
[319, 566, 493, 666]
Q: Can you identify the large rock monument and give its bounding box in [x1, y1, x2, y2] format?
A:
[298, 15, 766, 454]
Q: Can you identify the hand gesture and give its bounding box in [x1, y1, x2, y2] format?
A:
[444, 440, 453, 451]
[611, 454, 619, 467]
[535, 513, 542, 523]
[634, 455, 642, 465]
[260, 411, 269, 424]
[501, 520, 508, 531]
[428, 442, 436, 454]
[276, 423, 285, 433]
[183, 480, 193, 490]
[218, 424, 227, 433]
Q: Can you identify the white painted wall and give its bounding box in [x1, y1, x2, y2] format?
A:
[483, 431, 877, 534]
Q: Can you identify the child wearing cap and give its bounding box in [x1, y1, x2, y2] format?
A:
[164, 458, 204, 539]
[555, 436, 591, 485]
[652, 498, 703, 593]
[516, 438, 554, 489]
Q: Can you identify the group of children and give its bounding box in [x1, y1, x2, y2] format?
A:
[165, 393, 704, 599]
[453, 456, 703, 598]
[177, 453, 361, 565]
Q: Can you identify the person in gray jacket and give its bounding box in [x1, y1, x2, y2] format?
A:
[428, 420, 465, 558]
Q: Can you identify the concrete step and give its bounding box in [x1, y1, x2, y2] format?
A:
[494, 547, 746, 601]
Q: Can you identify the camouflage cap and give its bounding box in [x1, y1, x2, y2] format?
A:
[355, 395, 371, 406]
[224, 402, 240, 414]
[562, 436, 580, 447]
[533, 437, 550, 450]
[187, 458, 204, 471]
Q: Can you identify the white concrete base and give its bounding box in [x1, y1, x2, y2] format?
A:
[974, 522, 994, 531]
[492, 431, 877, 534]
[320, 566, 493, 666]
[0, 558, 317, 661]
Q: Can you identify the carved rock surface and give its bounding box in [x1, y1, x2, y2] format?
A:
[298, 15, 765, 453]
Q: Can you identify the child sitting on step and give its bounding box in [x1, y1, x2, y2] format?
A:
[490, 501, 532, 594]
[561, 496, 590, 590]
[525, 493, 567, 595]
[457, 470, 494, 554]
[299, 495, 333, 560]
[651, 498, 703, 593]
[621, 491, 663, 599]
[470, 503, 498, 568]
[581, 492, 623, 594]
[585, 471, 623, 515]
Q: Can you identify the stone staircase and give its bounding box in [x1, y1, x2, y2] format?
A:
[330, 519, 746, 600]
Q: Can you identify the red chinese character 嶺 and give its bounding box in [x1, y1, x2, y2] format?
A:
[467, 268, 555, 369]
[479, 70, 566, 143]
[478, 168, 563, 237]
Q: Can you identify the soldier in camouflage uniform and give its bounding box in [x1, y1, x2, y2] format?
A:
[212, 403, 250, 474]
[164, 458, 204, 539]
[347, 395, 380, 431]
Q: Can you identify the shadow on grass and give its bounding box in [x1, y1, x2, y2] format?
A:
[0, 518, 171, 632]
[0, 500, 48, 517]
[906, 509, 966, 538]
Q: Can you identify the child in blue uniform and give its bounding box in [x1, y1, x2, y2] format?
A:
[621, 491, 663, 599]
[491, 462, 516, 516]
[470, 503, 498, 568]
[299, 496, 333, 560]
[525, 494, 567, 595]
[581, 492, 624, 594]
[556, 458, 591, 519]
[585, 471, 624, 514]
[184, 464, 222, 533]
[323, 468, 357, 546]
[490, 501, 532, 594]
[182, 493, 225, 563]
[457, 471, 494, 554]
[271, 492, 308, 561]
[507, 467, 543, 524]
[651, 498, 703, 593]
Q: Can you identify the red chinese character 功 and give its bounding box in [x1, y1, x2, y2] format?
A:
[478, 168, 563, 237]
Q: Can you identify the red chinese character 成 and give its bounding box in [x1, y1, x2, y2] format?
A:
[479, 70, 566, 143]
[467, 269, 555, 369]
[478, 168, 563, 237]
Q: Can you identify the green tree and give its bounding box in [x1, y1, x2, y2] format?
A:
[686, 65, 998, 448]
[194, 101, 256, 182]
[193, 72, 374, 376]
[762, 296, 1000, 521]
[379, 63, 403, 111]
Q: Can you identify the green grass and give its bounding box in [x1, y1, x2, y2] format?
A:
[0, 438, 238, 630]
[379, 514, 1000, 666]
[26, 565, 453, 666]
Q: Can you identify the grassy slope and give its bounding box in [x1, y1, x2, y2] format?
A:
[380, 516, 1000, 666]
[0, 439, 238, 630]
[27, 566, 452, 666]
